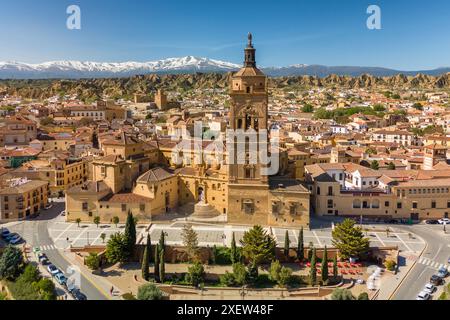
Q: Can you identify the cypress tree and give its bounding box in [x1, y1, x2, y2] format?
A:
[124, 211, 136, 259]
[310, 247, 317, 286]
[211, 245, 217, 265]
[297, 227, 304, 262]
[307, 242, 314, 262]
[154, 244, 160, 283]
[284, 230, 290, 260]
[333, 255, 338, 278]
[159, 249, 165, 283]
[159, 231, 166, 252]
[321, 246, 329, 283]
[141, 234, 150, 281]
[230, 232, 238, 264]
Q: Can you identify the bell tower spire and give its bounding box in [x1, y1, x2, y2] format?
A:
[244, 32, 256, 67]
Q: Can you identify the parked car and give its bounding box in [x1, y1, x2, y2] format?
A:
[47, 264, 61, 276]
[70, 289, 87, 301]
[9, 235, 24, 245]
[437, 267, 448, 278]
[448, 257, 450, 264]
[54, 273, 67, 286]
[423, 283, 436, 294]
[1, 229, 10, 238]
[430, 275, 444, 286]
[438, 218, 450, 225]
[40, 257, 50, 266]
[416, 291, 431, 300]
[4, 233, 18, 241]
[60, 210, 66, 216]
[426, 220, 439, 225]
[38, 253, 49, 265]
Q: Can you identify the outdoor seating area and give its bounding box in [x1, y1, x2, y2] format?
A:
[299, 261, 365, 276]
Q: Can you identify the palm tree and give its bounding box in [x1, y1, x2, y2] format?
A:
[76, 218, 81, 228]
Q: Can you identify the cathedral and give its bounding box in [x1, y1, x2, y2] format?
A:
[65, 34, 310, 228]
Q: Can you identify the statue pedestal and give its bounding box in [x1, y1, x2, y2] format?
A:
[192, 202, 220, 218]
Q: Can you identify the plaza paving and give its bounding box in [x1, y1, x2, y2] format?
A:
[44, 212, 426, 253]
[47, 214, 149, 249]
[148, 222, 426, 253]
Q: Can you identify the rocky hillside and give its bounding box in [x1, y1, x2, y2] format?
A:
[1, 72, 449, 101]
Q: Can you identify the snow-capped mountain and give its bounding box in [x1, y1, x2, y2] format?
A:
[0, 56, 241, 79]
[0, 57, 449, 79]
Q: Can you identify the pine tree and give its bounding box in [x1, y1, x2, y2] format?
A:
[154, 244, 160, 283]
[310, 247, 317, 286]
[321, 246, 329, 283]
[240, 225, 276, 268]
[297, 227, 304, 262]
[333, 255, 338, 278]
[247, 261, 259, 285]
[230, 232, 239, 264]
[331, 219, 370, 260]
[284, 230, 290, 260]
[141, 234, 151, 281]
[123, 211, 136, 259]
[181, 224, 199, 262]
[159, 249, 165, 283]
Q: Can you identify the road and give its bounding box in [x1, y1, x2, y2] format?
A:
[3, 202, 107, 300]
[392, 224, 450, 300]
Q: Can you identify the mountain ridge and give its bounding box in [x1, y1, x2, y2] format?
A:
[0, 57, 449, 79]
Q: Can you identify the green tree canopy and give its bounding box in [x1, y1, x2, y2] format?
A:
[124, 211, 136, 258]
[85, 253, 100, 270]
[240, 225, 276, 267]
[297, 227, 304, 262]
[230, 232, 240, 264]
[331, 288, 355, 300]
[370, 160, 379, 171]
[185, 262, 205, 287]
[301, 104, 314, 113]
[105, 232, 128, 264]
[137, 283, 164, 300]
[141, 234, 151, 281]
[181, 224, 199, 262]
[332, 219, 370, 260]
[0, 246, 24, 280]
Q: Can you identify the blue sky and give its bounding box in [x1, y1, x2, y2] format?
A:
[0, 0, 449, 70]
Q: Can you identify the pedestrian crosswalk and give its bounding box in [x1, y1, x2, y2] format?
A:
[39, 244, 57, 251]
[418, 257, 450, 271]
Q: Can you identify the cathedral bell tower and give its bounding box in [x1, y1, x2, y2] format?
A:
[227, 33, 271, 224]
[228, 33, 269, 185]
